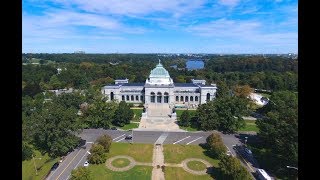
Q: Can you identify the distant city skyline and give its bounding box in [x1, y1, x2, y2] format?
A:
[23, 0, 297, 54]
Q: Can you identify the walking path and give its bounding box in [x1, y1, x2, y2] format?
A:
[151, 144, 165, 180]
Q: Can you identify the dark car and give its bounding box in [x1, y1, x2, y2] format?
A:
[111, 127, 117, 130]
[125, 135, 132, 140]
[51, 162, 59, 171]
[78, 139, 86, 149]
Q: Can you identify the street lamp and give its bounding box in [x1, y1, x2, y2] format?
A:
[286, 166, 298, 170]
[32, 154, 42, 175]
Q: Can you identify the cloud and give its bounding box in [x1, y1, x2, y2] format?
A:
[218, 0, 240, 7]
[49, 0, 206, 17]
[186, 19, 297, 46]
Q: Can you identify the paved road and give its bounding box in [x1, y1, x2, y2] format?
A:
[47, 143, 92, 180]
[46, 129, 255, 180]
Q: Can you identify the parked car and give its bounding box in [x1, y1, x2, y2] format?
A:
[84, 161, 89, 167]
[51, 162, 59, 171]
[244, 147, 253, 156]
[125, 135, 132, 140]
[111, 127, 117, 130]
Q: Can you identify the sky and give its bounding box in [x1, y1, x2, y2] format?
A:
[23, 0, 298, 54]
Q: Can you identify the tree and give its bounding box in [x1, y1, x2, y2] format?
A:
[27, 102, 81, 157]
[49, 75, 63, 89]
[196, 96, 249, 133]
[196, 101, 219, 130]
[87, 144, 106, 164]
[96, 135, 112, 153]
[84, 100, 117, 129]
[179, 110, 191, 127]
[215, 96, 248, 133]
[216, 81, 230, 98]
[256, 91, 298, 174]
[70, 167, 92, 180]
[206, 133, 226, 157]
[233, 85, 254, 98]
[52, 92, 84, 109]
[219, 155, 253, 180]
[113, 101, 134, 127]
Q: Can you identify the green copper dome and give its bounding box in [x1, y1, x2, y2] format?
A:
[149, 62, 170, 78]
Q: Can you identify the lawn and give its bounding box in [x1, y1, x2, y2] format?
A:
[131, 108, 143, 122]
[163, 144, 219, 167]
[164, 167, 214, 180]
[89, 164, 152, 180]
[22, 149, 59, 180]
[176, 109, 196, 117]
[107, 143, 153, 162]
[111, 158, 131, 168]
[238, 120, 259, 132]
[187, 161, 207, 171]
[119, 123, 139, 130]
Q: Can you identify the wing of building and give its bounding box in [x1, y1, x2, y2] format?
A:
[101, 61, 217, 109]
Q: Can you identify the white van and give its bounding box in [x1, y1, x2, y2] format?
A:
[256, 168, 272, 180]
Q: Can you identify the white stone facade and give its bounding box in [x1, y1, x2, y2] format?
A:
[101, 62, 217, 108]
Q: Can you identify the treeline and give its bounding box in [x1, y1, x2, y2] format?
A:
[205, 56, 297, 73]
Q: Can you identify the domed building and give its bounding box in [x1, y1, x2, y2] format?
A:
[101, 61, 217, 110]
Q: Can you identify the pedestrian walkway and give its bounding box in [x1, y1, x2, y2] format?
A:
[152, 144, 165, 180]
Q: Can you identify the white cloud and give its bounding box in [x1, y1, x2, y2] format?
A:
[218, 0, 240, 7]
[51, 0, 206, 17]
[187, 19, 297, 46]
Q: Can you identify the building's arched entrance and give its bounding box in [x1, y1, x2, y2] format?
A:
[157, 92, 162, 103]
[206, 93, 210, 101]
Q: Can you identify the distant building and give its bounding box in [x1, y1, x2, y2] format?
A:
[101, 61, 217, 109]
[74, 51, 85, 54]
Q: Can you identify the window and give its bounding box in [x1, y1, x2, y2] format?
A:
[141, 95, 144, 101]
[157, 92, 162, 103]
[131, 95, 134, 101]
[136, 95, 139, 101]
[180, 96, 184, 102]
[122, 95, 125, 101]
[195, 96, 198, 101]
[190, 96, 193, 101]
[206, 93, 210, 101]
[110, 92, 114, 100]
[164, 92, 169, 103]
[126, 95, 129, 101]
[185, 96, 189, 102]
[176, 96, 179, 101]
[151, 92, 155, 103]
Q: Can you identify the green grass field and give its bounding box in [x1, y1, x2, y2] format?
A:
[175, 109, 196, 117]
[120, 123, 139, 130]
[238, 120, 259, 132]
[163, 144, 219, 167]
[89, 165, 152, 180]
[164, 167, 214, 180]
[22, 149, 59, 180]
[187, 161, 207, 171]
[131, 108, 143, 122]
[111, 158, 131, 168]
[107, 143, 153, 162]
